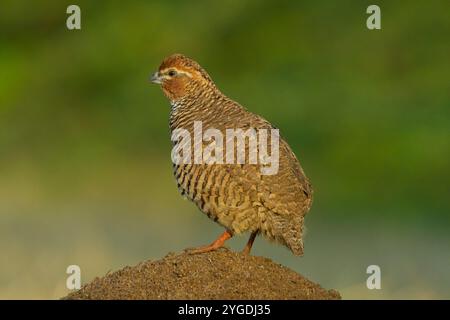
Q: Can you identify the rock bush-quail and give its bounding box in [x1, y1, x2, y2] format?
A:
[150, 54, 313, 255]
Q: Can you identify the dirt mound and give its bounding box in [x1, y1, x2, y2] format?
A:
[65, 249, 340, 300]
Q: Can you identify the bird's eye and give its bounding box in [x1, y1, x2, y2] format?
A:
[168, 70, 177, 77]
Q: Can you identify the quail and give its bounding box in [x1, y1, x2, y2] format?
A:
[150, 54, 313, 255]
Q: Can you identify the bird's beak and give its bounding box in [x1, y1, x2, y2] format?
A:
[150, 72, 162, 84]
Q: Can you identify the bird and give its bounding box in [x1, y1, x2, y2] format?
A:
[150, 54, 313, 255]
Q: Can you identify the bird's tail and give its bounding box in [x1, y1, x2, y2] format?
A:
[277, 215, 305, 256]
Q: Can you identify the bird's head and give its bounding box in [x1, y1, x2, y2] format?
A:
[150, 54, 215, 102]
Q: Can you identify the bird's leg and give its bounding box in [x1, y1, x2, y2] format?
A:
[242, 231, 258, 255]
[187, 230, 233, 254]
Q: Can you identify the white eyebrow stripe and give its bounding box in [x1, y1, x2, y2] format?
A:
[160, 68, 193, 78]
[176, 70, 193, 78]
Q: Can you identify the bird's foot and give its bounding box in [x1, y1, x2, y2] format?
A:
[185, 244, 224, 255]
[185, 230, 233, 255]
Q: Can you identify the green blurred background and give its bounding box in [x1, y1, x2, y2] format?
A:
[1, 0, 449, 299]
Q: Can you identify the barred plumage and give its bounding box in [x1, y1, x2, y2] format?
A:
[151, 54, 313, 255]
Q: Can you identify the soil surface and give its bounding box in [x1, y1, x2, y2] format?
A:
[65, 249, 341, 300]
